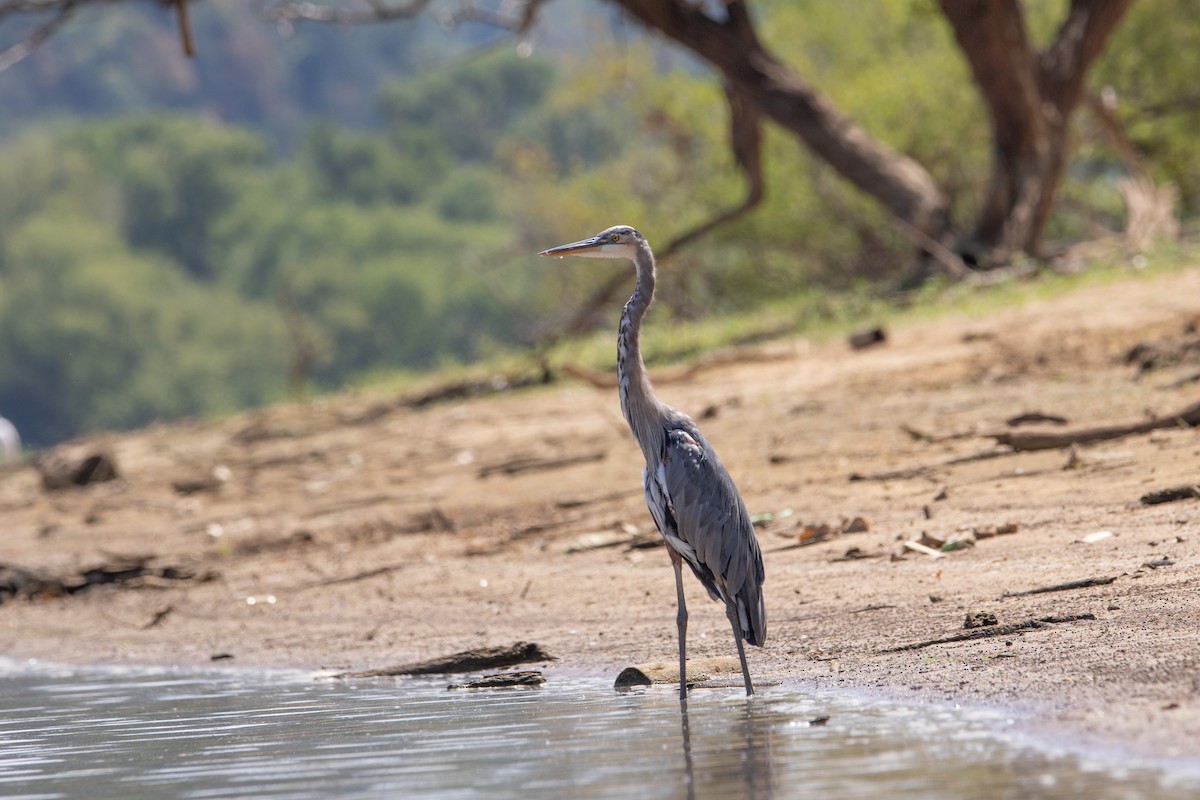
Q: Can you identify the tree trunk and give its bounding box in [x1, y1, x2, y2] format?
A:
[939, 0, 1134, 262]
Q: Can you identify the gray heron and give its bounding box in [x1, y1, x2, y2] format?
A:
[540, 225, 766, 701]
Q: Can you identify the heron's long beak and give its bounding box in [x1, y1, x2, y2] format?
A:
[538, 235, 605, 258]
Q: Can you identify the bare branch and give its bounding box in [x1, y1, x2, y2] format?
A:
[1086, 89, 1149, 181]
[173, 0, 193, 57]
[266, 0, 433, 25]
[265, 0, 547, 32]
[612, 0, 951, 244]
[557, 269, 630, 338]
[553, 82, 764, 337]
[440, 0, 547, 33]
[0, 0, 157, 24]
[0, 0, 75, 73]
[0, 0, 72, 22]
[888, 215, 971, 281]
[1039, 0, 1135, 113]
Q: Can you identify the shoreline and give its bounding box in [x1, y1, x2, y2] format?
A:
[4, 650, 1200, 782]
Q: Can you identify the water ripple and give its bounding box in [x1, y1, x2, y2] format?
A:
[0, 662, 1196, 800]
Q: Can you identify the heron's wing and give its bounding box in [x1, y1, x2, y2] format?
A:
[658, 425, 764, 605]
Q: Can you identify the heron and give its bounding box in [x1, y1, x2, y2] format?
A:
[540, 225, 765, 701]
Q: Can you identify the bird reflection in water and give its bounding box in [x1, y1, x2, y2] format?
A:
[678, 697, 777, 800]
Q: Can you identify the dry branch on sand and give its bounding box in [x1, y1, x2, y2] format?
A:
[478, 451, 605, 478]
[1001, 576, 1119, 598]
[1140, 485, 1200, 505]
[987, 398, 1200, 452]
[878, 613, 1097, 653]
[854, 398, 1200, 481]
[0, 557, 216, 603]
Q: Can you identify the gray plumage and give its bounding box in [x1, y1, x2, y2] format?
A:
[540, 225, 765, 700]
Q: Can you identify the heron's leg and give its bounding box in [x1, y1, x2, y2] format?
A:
[669, 549, 688, 702]
[726, 603, 754, 697]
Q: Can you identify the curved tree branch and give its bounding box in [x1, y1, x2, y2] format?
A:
[267, 0, 431, 25]
[609, 0, 952, 249]
[0, 0, 75, 73]
[266, 0, 546, 33]
[173, 0, 192, 56]
[1040, 0, 1135, 111]
[557, 80, 766, 337]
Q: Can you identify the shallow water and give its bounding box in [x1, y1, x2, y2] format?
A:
[0, 661, 1197, 800]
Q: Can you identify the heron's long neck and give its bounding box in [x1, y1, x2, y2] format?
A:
[618, 241, 665, 464]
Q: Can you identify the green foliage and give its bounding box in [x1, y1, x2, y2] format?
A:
[435, 168, 499, 222]
[0, 214, 287, 444]
[0, 71, 544, 446]
[0, 1, 456, 143]
[301, 121, 446, 206]
[379, 50, 555, 163]
[65, 116, 270, 280]
[0, 1, 1193, 449]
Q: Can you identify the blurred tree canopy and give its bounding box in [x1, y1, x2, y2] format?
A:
[0, 0, 1195, 447]
[0, 49, 550, 445]
[256, 0, 1138, 274]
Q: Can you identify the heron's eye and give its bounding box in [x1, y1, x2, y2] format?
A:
[610, 234, 620, 242]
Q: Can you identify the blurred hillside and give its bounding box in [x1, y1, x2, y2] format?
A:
[0, 1, 577, 144]
[0, 0, 1196, 447]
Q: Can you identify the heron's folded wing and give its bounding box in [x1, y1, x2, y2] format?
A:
[660, 427, 761, 597]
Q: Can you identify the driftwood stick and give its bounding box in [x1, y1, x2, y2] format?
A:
[899, 424, 979, 443]
[335, 642, 555, 678]
[1001, 576, 1118, 598]
[478, 450, 605, 478]
[448, 671, 546, 689]
[294, 563, 408, 591]
[1140, 485, 1200, 505]
[849, 448, 1015, 481]
[988, 399, 1200, 452]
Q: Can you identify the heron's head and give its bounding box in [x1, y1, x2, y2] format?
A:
[538, 225, 643, 261]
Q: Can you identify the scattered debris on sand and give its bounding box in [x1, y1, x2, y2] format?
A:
[34, 448, 119, 490]
[964, 611, 999, 629]
[848, 326, 887, 350]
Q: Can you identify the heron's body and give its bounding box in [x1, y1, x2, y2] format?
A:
[541, 225, 765, 700]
